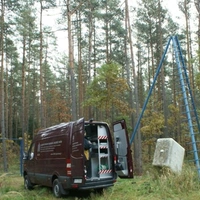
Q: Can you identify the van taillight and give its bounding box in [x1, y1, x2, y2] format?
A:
[66, 159, 71, 176]
[114, 155, 117, 164]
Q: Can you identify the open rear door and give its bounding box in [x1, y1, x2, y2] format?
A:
[71, 118, 85, 181]
[113, 119, 133, 178]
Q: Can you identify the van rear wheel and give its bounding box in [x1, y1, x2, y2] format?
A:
[53, 179, 62, 198]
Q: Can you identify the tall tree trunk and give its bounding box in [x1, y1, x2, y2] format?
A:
[77, 11, 83, 118]
[105, 1, 109, 62]
[124, 0, 133, 124]
[9, 67, 13, 139]
[5, 48, 8, 138]
[67, 0, 76, 120]
[44, 36, 49, 126]
[158, 0, 168, 137]
[184, 1, 194, 96]
[126, 0, 143, 175]
[149, 23, 155, 100]
[195, 0, 200, 71]
[32, 62, 38, 138]
[26, 33, 32, 137]
[180, 1, 193, 93]
[0, 0, 7, 172]
[87, 0, 94, 120]
[39, 0, 46, 128]
[22, 36, 26, 150]
[66, 0, 84, 120]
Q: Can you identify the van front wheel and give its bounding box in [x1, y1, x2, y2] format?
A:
[24, 175, 33, 190]
[53, 179, 62, 198]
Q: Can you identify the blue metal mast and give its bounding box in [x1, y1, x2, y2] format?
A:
[129, 35, 200, 177]
[129, 36, 172, 144]
[172, 36, 200, 177]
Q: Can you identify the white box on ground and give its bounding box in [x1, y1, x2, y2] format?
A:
[152, 138, 185, 173]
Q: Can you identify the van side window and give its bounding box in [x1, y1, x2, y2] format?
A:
[29, 143, 35, 160]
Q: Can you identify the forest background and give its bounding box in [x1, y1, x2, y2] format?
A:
[1, 0, 200, 176]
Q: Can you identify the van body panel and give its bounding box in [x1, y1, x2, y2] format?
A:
[23, 118, 133, 196]
[34, 123, 70, 186]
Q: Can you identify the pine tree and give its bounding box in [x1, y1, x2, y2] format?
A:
[84, 62, 132, 123]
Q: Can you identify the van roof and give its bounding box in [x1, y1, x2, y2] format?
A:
[35, 119, 109, 139]
[36, 122, 73, 139]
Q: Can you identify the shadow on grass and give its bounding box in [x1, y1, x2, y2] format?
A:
[30, 185, 102, 199]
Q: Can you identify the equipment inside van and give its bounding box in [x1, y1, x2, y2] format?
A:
[23, 118, 133, 197]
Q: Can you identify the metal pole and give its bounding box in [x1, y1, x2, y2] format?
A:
[172, 36, 200, 178]
[129, 36, 172, 144]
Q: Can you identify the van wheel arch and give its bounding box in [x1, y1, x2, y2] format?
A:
[52, 178, 62, 198]
[52, 176, 69, 197]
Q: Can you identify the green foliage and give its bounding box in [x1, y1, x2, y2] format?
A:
[84, 61, 133, 121]
[195, 72, 200, 90]
[141, 108, 164, 139]
[167, 103, 187, 138]
[47, 87, 71, 125]
[0, 140, 20, 173]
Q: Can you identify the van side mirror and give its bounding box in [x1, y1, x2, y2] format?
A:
[23, 152, 28, 160]
[30, 152, 34, 160]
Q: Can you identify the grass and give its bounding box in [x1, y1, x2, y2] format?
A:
[1, 163, 200, 199]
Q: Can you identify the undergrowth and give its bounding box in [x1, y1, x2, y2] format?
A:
[135, 163, 200, 199]
[0, 163, 200, 200]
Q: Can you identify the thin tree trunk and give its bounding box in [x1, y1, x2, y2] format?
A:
[39, 0, 46, 128]
[105, 1, 109, 62]
[195, 0, 200, 71]
[66, 0, 84, 120]
[26, 34, 32, 136]
[5, 48, 8, 138]
[9, 67, 13, 139]
[158, 0, 168, 137]
[0, 0, 7, 172]
[77, 11, 83, 118]
[180, 1, 193, 93]
[124, 1, 133, 125]
[184, 1, 193, 90]
[32, 62, 37, 138]
[87, 0, 94, 119]
[149, 23, 155, 101]
[67, 0, 76, 120]
[126, 0, 143, 175]
[22, 36, 26, 150]
[44, 36, 48, 126]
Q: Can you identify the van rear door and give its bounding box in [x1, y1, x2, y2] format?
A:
[113, 119, 133, 178]
[71, 118, 85, 182]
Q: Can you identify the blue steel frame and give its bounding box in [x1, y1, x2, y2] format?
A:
[129, 35, 200, 177]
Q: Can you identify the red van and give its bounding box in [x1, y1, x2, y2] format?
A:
[23, 118, 133, 197]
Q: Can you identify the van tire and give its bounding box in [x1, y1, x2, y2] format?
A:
[24, 175, 33, 190]
[53, 179, 62, 198]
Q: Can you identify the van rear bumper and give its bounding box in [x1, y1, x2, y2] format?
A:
[60, 177, 115, 191]
[59, 173, 117, 190]
[78, 178, 116, 190]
